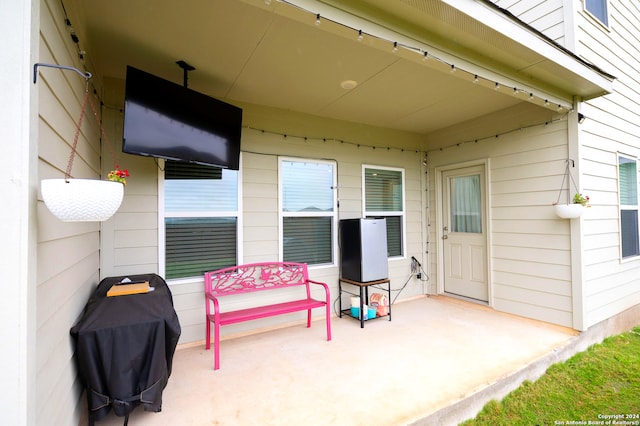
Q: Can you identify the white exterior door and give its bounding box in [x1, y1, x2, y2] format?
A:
[441, 165, 488, 302]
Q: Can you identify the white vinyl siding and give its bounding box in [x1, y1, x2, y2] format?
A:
[37, 0, 103, 424]
[576, 1, 640, 326]
[491, 0, 567, 45]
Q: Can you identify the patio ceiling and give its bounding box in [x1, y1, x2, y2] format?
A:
[68, 0, 614, 136]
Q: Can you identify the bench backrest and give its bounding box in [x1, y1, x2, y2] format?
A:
[204, 262, 310, 297]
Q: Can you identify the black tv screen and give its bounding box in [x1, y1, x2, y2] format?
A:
[122, 66, 242, 170]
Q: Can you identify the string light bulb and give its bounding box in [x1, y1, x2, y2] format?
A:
[357, 29, 363, 42]
[393, 41, 398, 53]
[315, 13, 321, 26]
[473, 75, 478, 83]
[423, 51, 429, 61]
[450, 64, 456, 73]
[495, 82, 500, 90]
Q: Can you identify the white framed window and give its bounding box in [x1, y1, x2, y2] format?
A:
[585, 0, 609, 26]
[279, 157, 337, 266]
[363, 165, 405, 258]
[618, 155, 639, 259]
[161, 160, 241, 280]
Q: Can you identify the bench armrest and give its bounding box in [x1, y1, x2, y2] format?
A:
[307, 279, 331, 303]
[205, 292, 221, 319]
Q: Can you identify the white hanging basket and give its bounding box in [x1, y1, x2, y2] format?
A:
[41, 179, 124, 222]
[554, 203, 585, 219]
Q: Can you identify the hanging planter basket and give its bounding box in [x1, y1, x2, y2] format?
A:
[554, 203, 585, 219]
[41, 179, 124, 222]
[553, 159, 590, 219]
[34, 63, 129, 222]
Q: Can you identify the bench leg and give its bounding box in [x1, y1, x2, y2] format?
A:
[214, 323, 220, 370]
[205, 318, 211, 350]
[307, 309, 312, 328]
[325, 303, 332, 341]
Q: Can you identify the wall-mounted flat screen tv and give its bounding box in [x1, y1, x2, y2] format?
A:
[122, 65, 242, 170]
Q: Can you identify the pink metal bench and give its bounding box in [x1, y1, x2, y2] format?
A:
[204, 262, 332, 370]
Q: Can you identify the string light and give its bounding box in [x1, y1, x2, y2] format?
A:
[270, 0, 572, 113]
[243, 112, 568, 160]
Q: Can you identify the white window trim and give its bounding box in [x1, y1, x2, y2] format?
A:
[362, 164, 407, 260]
[618, 153, 639, 262]
[278, 156, 338, 268]
[158, 157, 243, 284]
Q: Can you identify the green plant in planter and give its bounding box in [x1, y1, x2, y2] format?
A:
[573, 193, 590, 206]
[108, 166, 130, 186]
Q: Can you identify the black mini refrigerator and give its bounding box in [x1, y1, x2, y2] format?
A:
[339, 218, 388, 282]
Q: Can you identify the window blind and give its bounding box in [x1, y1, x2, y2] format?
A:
[364, 167, 404, 257]
[164, 161, 239, 279]
[280, 159, 335, 265]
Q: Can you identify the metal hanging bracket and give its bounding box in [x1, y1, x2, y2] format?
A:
[33, 63, 92, 84]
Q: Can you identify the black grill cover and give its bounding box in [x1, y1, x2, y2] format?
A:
[70, 273, 181, 422]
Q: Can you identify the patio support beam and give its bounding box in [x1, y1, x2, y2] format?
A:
[0, 0, 38, 424]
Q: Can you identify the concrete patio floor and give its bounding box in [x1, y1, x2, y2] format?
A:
[90, 295, 584, 426]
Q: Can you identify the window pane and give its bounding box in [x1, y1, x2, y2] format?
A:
[366, 215, 401, 257]
[282, 161, 334, 212]
[165, 217, 237, 279]
[365, 168, 403, 211]
[450, 174, 482, 233]
[165, 162, 238, 212]
[621, 210, 640, 258]
[164, 161, 239, 279]
[586, 0, 608, 25]
[619, 157, 638, 205]
[283, 217, 332, 264]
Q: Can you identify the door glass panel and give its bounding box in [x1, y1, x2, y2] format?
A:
[450, 174, 482, 233]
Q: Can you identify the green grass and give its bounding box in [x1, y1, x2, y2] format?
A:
[461, 326, 640, 426]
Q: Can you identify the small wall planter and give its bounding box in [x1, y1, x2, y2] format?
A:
[554, 203, 585, 219]
[41, 179, 123, 222]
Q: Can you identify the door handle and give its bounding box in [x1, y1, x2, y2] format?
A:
[442, 225, 448, 239]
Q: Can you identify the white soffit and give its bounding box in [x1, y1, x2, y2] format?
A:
[311, 0, 616, 100]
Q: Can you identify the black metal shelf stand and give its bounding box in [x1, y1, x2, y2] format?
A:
[338, 277, 391, 328]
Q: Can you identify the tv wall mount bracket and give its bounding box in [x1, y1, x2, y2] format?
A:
[176, 60, 195, 88]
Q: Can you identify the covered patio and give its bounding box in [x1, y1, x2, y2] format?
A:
[89, 296, 580, 425]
